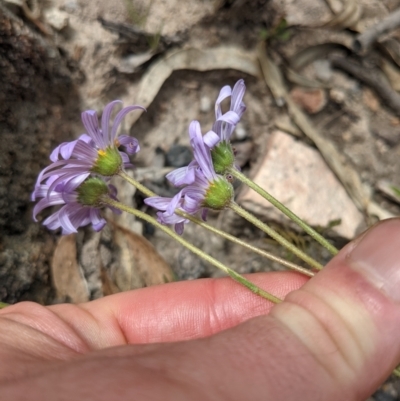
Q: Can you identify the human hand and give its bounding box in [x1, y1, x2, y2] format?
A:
[1, 218, 400, 400]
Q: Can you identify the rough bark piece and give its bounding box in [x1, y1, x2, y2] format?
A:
[239, 131, 364, 239]
[0, 4, 79, 304]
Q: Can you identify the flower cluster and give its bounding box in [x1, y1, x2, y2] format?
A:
[145, 80, 246, 234]
[32, 81, 246, 236]
[32, 101, 144, 234]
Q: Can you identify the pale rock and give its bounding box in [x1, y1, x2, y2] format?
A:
[313, 59, 332, 82]
[330, 87, 346, 104]
[44, 7, 69, 31]
[238, 131, 364, 239]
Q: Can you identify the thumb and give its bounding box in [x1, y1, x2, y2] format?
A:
[143, 217, 400, 401]
[263, 217, 400, 400]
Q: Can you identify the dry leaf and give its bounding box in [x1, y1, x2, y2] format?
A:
[51, 234, 89, 303]
[323, 0, 362, 30]
[103, 223, 174, 294]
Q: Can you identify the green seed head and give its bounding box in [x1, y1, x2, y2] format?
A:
[77, 177, 110, 207]
[203, 176, 234, 210]
[91, 147, 123, 176]
[211, 141, 235, 174]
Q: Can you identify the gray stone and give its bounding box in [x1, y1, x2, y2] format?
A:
[238, 131, 364, 239]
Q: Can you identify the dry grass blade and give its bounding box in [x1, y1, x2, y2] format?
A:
[379, 38, 400, 69]
[323, 0, 362, 30]
[257, 43, 286, 106]
[377, 180, 400, 205]
[380, 57, 400, 92]
[289, 43, 349, 70]
[285, 66, 331, 89]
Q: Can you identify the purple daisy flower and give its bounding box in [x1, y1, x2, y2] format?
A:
[145, 121, 233, 234]
[33, 175, 120, 235]
[167, 80, 246, 186]
[33, 100, 145, 197]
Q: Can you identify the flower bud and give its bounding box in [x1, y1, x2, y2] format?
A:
[211, 141, 235, 174]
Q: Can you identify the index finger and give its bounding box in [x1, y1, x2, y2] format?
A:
[40, 272, 308, 349]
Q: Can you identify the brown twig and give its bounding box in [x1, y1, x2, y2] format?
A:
[330, 54, 400, 116]
[354, 7, 400, 54]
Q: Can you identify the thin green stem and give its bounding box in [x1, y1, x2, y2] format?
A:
[181, 212, 314, 278]
[119, 170, 154, 197]
[0, 302, 9, 309]
[394, 365, 400, 378]
[118, 170, 313, 277]
[229, 201, 324, 271]
[102, 196, 282, 303]
[229, 168, 339, 256]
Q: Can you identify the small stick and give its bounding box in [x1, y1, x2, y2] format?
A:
[354, 7, 400, 54]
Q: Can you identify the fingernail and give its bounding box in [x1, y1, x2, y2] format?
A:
[348, 218, 400, 302]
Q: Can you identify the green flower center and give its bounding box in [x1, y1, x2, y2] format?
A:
[91, 147, 123, 176]
[77, 177, 109, 207]
[203, 176, 234, 210]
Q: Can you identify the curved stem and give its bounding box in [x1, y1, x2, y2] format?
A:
[102, 196, 282, 304]
[229, 201, 324, 271]
[118, 170, 314, 277]
[229, 168, 339, 256]
[0, 302, 9, 309]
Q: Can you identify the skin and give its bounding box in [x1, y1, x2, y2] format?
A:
[1, 219, 400, 400]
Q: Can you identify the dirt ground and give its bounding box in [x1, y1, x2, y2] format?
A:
[2, 0, 400, 397]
